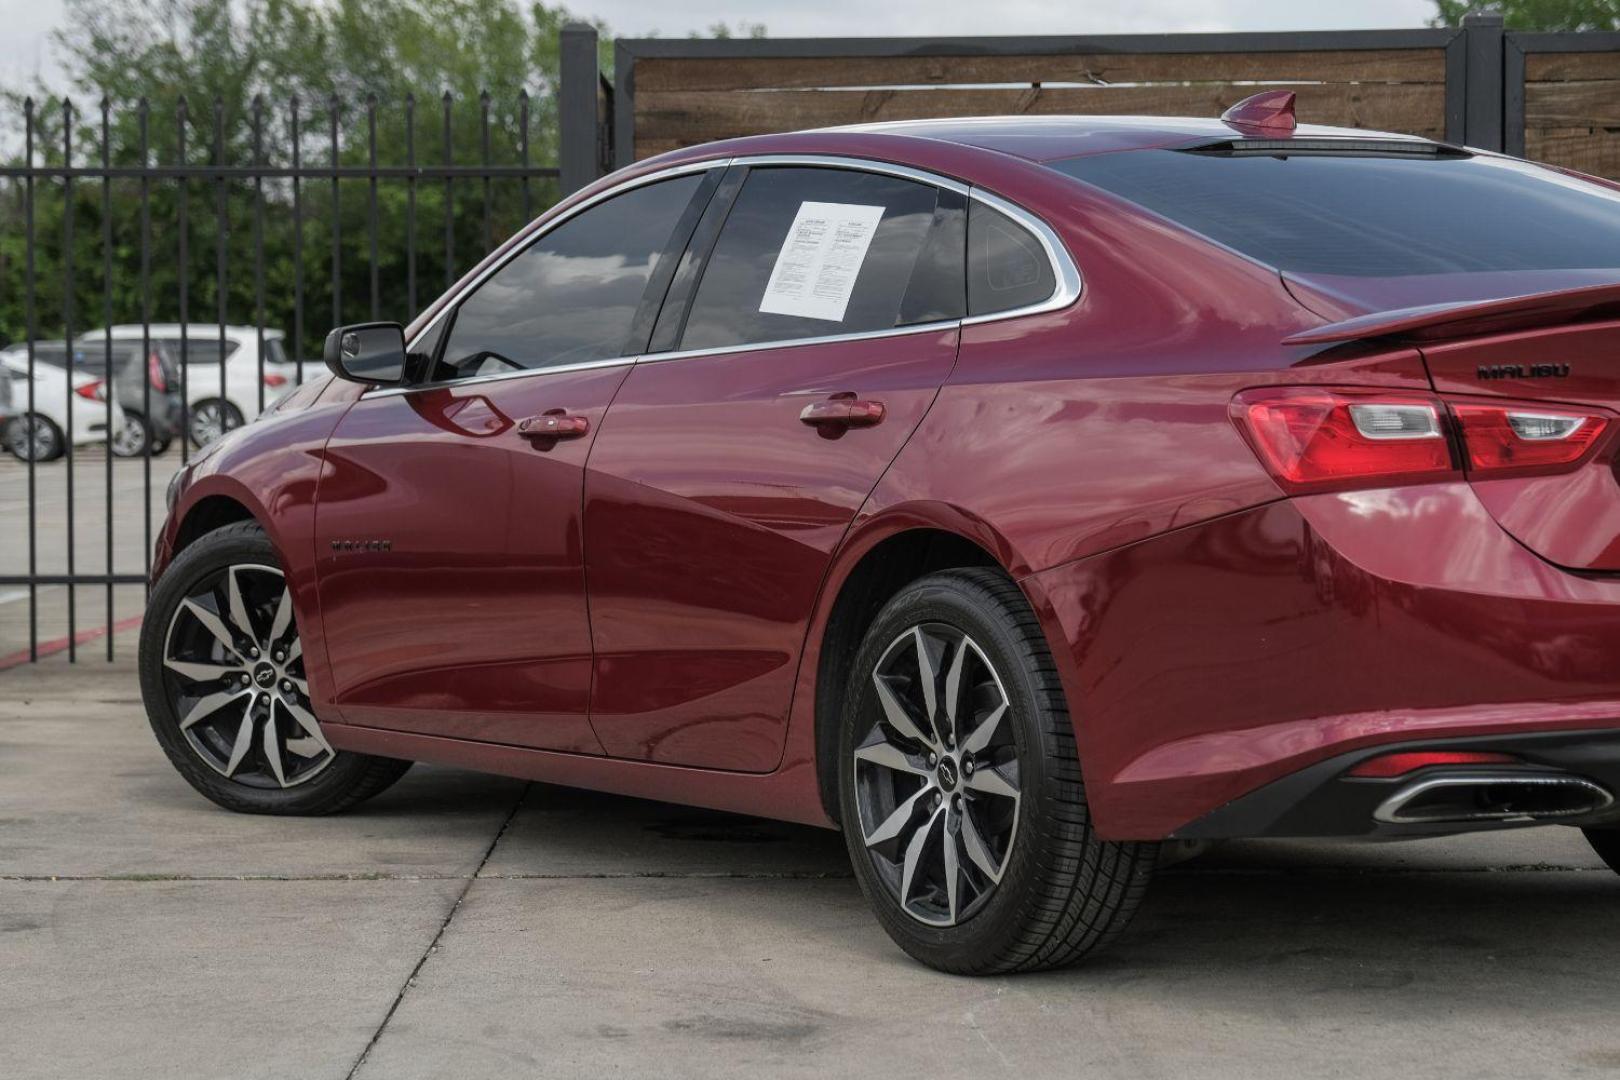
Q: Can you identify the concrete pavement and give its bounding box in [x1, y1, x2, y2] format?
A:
[5, 638, 1620, 1079]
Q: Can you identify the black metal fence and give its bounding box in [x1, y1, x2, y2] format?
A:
[0, 27, 612, 661]
[7, 16, 1620, 664]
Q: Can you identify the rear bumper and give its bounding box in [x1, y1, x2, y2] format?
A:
[1024, 480, 1620, 841]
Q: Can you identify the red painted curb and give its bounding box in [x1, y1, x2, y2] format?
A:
[0, 614, 145, 671]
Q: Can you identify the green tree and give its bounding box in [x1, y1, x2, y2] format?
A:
[0, 0, 635, 356]
[1431, 0, 1620, 30]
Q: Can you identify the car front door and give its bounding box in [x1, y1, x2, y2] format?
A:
[584, 162, 967, 770]
[315, 172, 712, 751]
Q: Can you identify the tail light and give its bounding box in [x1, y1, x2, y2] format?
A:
[1236, 387, 1614, 493]
[148, 351, 169, 393]
[1231, 388, 1455, 494]
[75, 379, 107, 403]
[1449, 402, 1607, 475]
[263, 373, 288, 388]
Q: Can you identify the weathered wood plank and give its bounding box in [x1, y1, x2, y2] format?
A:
[1526, 81, 1620, 127]
[633, 83, 1446, 157]
[635, 50, 1447, 93]
[1526, 125, 1620, 180]
[1526, 51, 1620, 83]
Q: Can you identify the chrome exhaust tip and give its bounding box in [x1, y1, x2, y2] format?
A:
[1373, 773, 1615, 826]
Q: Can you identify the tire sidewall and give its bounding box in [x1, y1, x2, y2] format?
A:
[9, 414, 63, 461]
[112, 412, 149, 458]
[837, 573, 1072, 971]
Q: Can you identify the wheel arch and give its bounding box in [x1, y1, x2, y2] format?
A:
[173, 493, 260, 556]
[809, 516, 1008, 823]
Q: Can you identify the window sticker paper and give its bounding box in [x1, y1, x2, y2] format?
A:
[758, 201, 886, 322]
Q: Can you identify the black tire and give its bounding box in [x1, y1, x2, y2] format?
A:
[138, 520, 412, 815]
[6, 413, 65, 462]
[111, 411, 151, 458]
[151, 435, 173, 456]
[1584, 827, 1620, 874]
[838, 568, 1156, 975]
[188, 398, 245, 448]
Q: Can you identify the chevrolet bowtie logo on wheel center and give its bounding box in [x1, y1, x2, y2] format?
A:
[253, 663, 277, 688]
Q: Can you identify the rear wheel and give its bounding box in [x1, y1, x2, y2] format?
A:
[1583, 827, 1620, 874]
[110, 411, 151, 458]
[138, 521, 412, 814]
[838, 568, 1157, 974]
[6, 414, 64, 462]
[188, 399, 244, 448]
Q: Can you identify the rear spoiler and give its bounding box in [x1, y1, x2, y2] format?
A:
[1283, 280, 1620, 346]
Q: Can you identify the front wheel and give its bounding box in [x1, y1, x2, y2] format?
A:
[138, 520, 412, 814]
[838, 568, 1156, 975]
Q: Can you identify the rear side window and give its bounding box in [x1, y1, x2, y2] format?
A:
[678, 167, 963, 351]
[433, 174, 703, 381]
[968, 202, 1057, 316]
[1051, 150, 1620, 277]
[161, 340, 241, 365]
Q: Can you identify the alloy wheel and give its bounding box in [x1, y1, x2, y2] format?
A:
[8, 416, 59, 461]
[189, 400, 242, 447]
[110, 414, 148, 458]
[160, 563, 334, 788]
[853, 623, 1021, 927]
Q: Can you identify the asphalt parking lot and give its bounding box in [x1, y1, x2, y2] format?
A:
[5, 636, 1620, 1080]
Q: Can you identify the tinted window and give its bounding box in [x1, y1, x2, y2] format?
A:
[678, 167, 958, 351]
[967, 202, 1056, 316]
[157, 340, 240, 365]
[433, 175, 702, 381]
[1051, 150, 1620, 277]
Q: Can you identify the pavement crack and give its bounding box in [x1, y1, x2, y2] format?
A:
[343, 781, 530, 1080]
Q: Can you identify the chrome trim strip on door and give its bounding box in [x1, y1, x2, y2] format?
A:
[367, 151, 1082, 401]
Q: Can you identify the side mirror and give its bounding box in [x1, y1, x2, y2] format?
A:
[322, 322, 407, 386]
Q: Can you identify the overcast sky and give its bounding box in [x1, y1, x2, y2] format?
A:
[0, 0, 1437, 90]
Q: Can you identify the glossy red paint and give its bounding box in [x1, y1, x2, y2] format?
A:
[314, 367, 626, 752]
[154, 117, 1620, 842]
[582, 328, 959, 771]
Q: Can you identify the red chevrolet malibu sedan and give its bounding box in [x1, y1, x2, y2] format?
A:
[140, 94, 1620, 973]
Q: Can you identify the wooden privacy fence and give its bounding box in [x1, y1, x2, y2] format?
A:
[551, 14, 1620, 190]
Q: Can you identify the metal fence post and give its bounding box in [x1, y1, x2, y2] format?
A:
[1463, 11, 1506, 151]
[560, 23, 602, 195]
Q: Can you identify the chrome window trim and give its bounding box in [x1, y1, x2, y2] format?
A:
[372, 151, 1081, 401]
[961, 187, 1084, 325]
[636, 319, 962, 366]
[360, 354, 637, 399]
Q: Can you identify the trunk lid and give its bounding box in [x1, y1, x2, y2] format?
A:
[1285, 278, 1620, 571]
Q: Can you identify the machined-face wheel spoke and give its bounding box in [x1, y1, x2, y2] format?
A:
[164, 562, 334, 790]
[864, 784, 936, 849]
[856, 622, 1019, 928]
[180, 687, 251, 731]
[964, 764, 1019, 800]
[268, 587, 293, 646]
[180, 598, 244, 660]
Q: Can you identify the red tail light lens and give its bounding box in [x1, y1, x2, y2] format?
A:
[148, 351, 169, 393]
[1232, 388, 1456, 494]
[1449, 402, 1607, 476]
[263, 373, 288, 388]
[75, 379, 106, 402]
[1348, 750, 1519, 778]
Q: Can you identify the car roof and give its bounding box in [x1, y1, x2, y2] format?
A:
[811, 115, 1431, 163]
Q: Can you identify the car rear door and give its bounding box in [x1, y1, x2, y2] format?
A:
[315, 171, 713, 751]
[583, 161, 966, 771]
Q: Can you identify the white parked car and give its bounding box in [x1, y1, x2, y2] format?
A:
[76, 325, 305, 447]
[1, 347, 126, 462]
